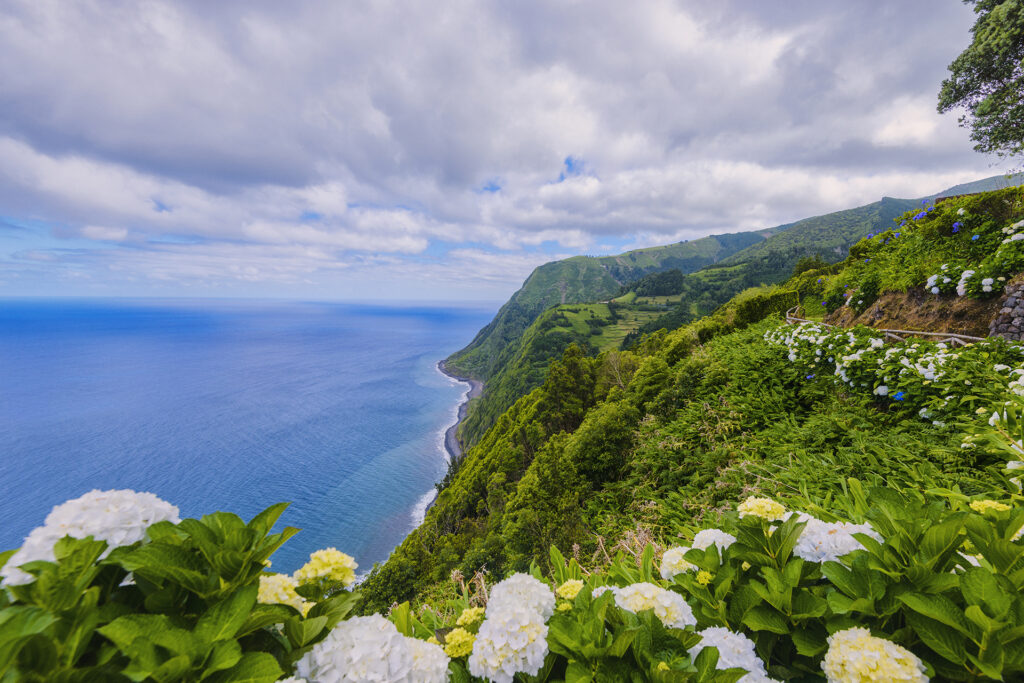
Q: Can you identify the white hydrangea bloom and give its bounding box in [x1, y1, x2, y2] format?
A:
[487, 573, 555, 620]
[405, 637, 450, 683]
[1, 489, 179, 586]
[821, 627, 927, 682]
[660, 547, 697, 580]
[294, 614, 414, 683]
[792, 517, 882, 564]
[592, 585, 615, 599]
[614, 583, 696, 629]
[468, 605, 548, 683]
[688, 627, 779, 683]
[873, 385, 889, 396]
[693, 529, 737, 553]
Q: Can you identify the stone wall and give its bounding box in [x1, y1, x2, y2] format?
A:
[989, 281, 1024, 340]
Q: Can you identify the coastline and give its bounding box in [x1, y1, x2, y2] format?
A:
[437, 360, 483, 462]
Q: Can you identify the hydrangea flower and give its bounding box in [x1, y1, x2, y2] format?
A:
[487, 573, 555, 620]
[692, 528, 737, 553]
[791, 515, 882, 563]
[258, 573, 310, 615]
[738, 496, 787, 521]
[688, 627, 779, 683]
[468, 606, 548, 683]
[555, 579, 583, 600]
[969, 499, 1010, 514]
[407, 638, 451, 681]
[295, 614, 415, 682]
[660, 547, 697, 580]
[443, 627, 476, 658]
[456, 606, 485, 626]
[821, 627, 927, 682]
[613, 582, 696, 629]
[1, 489, 179, 586]
[294, 548, 357, 587]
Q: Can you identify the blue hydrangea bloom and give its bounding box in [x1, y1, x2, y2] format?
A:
[893, 391, 905, 401]
[900, 221, 906, 227]
[821, 301, 827, 306]
[972, 234, 980, 241]
[952, 222, 962, 232]
[806, 374, 815, 379]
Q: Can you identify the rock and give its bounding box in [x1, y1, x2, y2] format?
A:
[1007, 296, 1019, 307]
[1001, 307, 1014, 315]
[1014, 318, 1024, 327]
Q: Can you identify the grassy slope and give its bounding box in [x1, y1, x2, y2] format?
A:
[359, 185, 1024, 614]
[445, 231, 767, 381]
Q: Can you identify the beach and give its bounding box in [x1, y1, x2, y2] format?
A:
[437, 360, 483, 462]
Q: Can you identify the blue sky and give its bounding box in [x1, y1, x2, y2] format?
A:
[0, 0, 1016, 301]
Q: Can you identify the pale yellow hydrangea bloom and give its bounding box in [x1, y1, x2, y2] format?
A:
[822, 627, 927, 682]
[738, 496, 787, 521]
[556, 579, 584, 600]
[427, 636, 441, 646]
[456, 606, 486, 627]
[294, 547, 357, 587]
[443, 627, 476, 658]
[970, 499, 1011, 514]
[696, 571, 713, 586]
[258, 573, 310, 615]
[556, 602, 572, 612]
[657, 662, 670, 672]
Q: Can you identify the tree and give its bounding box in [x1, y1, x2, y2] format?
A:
[938, 0, 1024, 160]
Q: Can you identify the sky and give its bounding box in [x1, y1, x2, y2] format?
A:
[0, 0, 1016, 302]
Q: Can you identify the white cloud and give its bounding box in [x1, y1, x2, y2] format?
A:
[0, 0, 1011, 299]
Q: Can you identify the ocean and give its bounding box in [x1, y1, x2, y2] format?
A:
[0, 298, 493, 574]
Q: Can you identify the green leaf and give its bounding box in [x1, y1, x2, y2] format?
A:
[246, 503, 290, 537]
[194, 586, 257, 643]
[904, 611, 967, 666]
[897, 593, 973, 636]
[99, 614, 176, 652]
[790, 626, 827, 657]
[236, 604, 296, 637]
[961, 568, 1013, 619]
[741, 606, 789, 635]
[283, 616, 328, 648]
[204, 652, 282, 683]
[201, 640, 243, 678]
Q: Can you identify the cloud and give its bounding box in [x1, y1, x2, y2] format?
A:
[0, 0, 1013, 299]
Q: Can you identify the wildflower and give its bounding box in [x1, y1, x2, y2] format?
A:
[456, 606, 486, 627]
[468, 606, 548, 683]
[294, 548, 358, 588]
[696, 571, 713, 585]
[969, 500, 1011, 514]
[689, 628, 778, 683]
[555, 579, 584, 600]
[0, 489, 179, 586]
[488, 573, 555, 620]
[660, 546, 697, 580]
[614, 583, 697, 629]
[258, 573, 310, 615]
[443, 627, 476, 658]
[738, 496, 787, 521]
[821, 627, 927, 682]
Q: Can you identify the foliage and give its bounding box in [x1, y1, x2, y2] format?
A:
[938, 0, 1024, 160]
[0, 503, 360, 682]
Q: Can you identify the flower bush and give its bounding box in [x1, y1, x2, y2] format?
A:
[3, 481, 1023, 681]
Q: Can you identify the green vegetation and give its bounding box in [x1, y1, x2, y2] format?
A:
[445, 232, 768, 383]
[939, 0, 1024, 161]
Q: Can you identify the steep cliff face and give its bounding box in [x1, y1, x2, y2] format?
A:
[823, 288, 1002, 336]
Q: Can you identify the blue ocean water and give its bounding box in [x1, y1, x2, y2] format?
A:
[0, 299, 493, 574]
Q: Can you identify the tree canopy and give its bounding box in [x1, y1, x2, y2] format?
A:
[938, 0, 1024, 160]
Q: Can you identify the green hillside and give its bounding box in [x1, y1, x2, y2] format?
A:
[355, 184, 1024, 680]
[445, 232, 767, 382]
